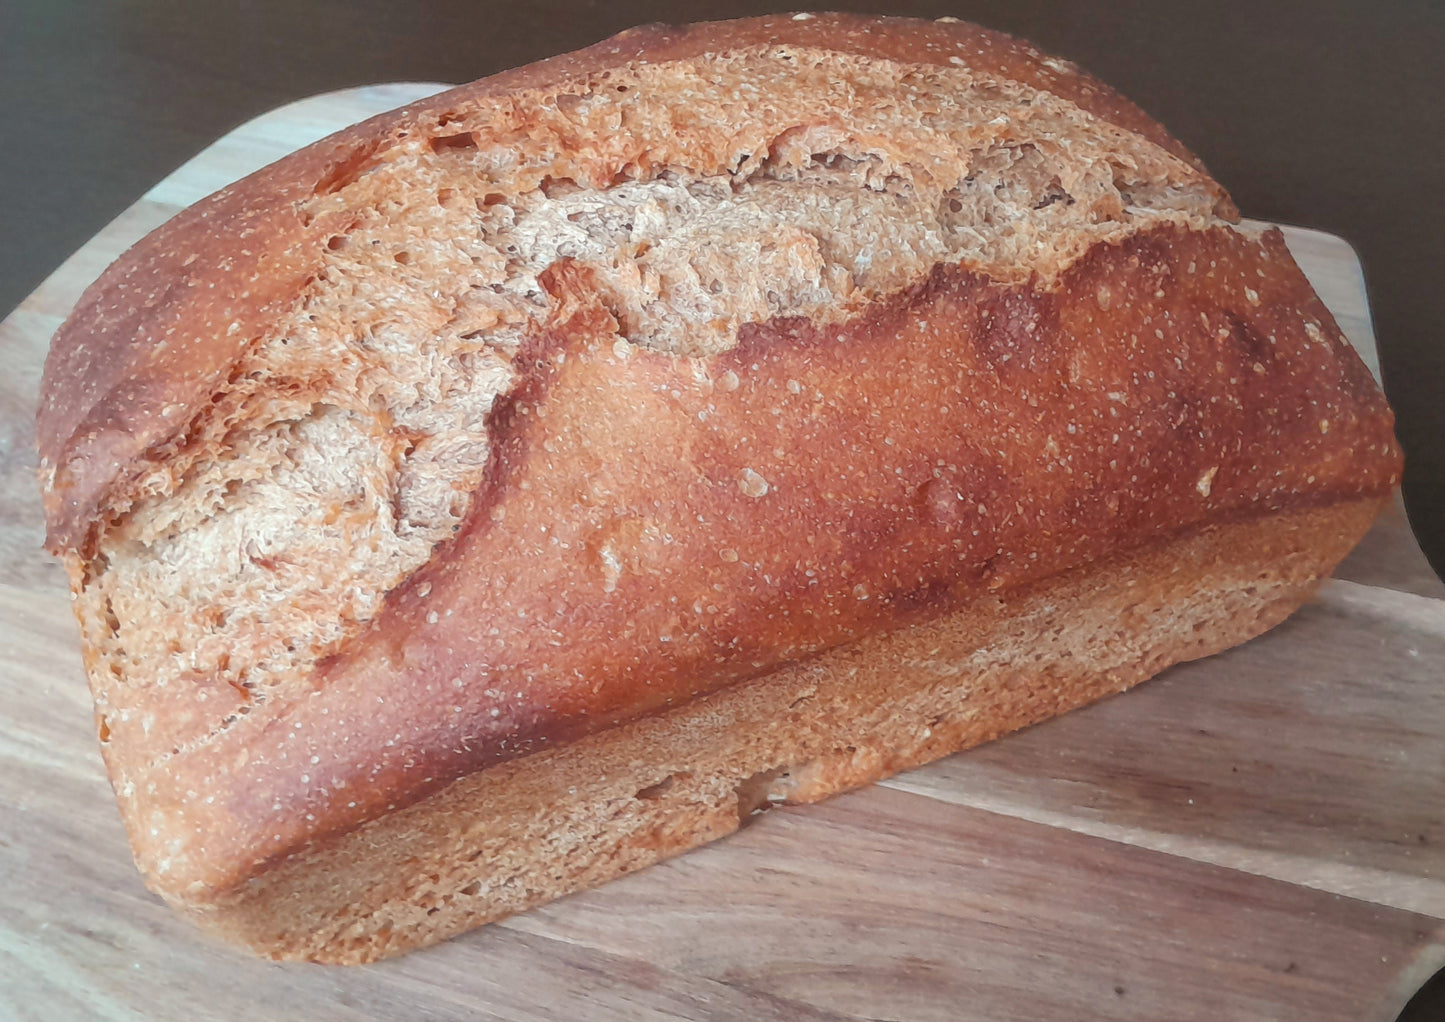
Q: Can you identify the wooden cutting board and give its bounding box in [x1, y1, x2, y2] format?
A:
[2, 84, 1443, 1022]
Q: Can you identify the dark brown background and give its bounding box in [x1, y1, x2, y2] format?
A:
[2, 0, 1441, 583]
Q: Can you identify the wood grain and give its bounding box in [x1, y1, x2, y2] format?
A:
[1, 84, 1441, 1021]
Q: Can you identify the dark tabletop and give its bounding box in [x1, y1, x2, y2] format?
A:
[3, 0, 1442, 583]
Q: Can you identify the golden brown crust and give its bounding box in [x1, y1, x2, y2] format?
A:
[121, 221, 1398, 896]
[38, 12, 1233, 553]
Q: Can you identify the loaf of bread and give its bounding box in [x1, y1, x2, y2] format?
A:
[37, 13, 1400, 963]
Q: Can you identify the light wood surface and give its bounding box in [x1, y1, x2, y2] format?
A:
[2, 84, 1442, 1022]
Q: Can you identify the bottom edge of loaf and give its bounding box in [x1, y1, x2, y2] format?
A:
[173, 496, 1383, 963]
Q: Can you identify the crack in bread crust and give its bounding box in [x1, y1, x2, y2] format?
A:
[39, 13, 1239, 556]
[77, 47, 1227, 778]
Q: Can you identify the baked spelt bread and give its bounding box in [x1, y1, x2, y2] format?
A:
[37, 13, 1400, 963]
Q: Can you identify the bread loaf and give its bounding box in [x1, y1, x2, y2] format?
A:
[37, 13, 1400, 963]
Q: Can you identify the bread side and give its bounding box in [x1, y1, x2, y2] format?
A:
[188, 497, 1382, 962]
[36, 14, 1400, 958]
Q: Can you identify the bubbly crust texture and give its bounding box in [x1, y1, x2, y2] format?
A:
[36, 13, 1400, 961]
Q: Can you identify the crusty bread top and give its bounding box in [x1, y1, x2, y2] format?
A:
[34, 14, 1397, 899]
[37, 12, 1235, 555]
